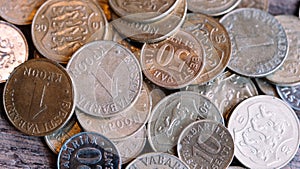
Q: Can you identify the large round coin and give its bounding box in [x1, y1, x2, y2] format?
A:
[67, 41, 142, 117]
[227, 95, 300, 169]
[220, 8, 288, 77]
[3, 58, 75, 136]
[32, 0, 108, 64]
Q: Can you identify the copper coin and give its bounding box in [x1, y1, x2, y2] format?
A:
[0, 21, 28, 83]
[32, 0, 108, 64]
[3, 58, 75, 136]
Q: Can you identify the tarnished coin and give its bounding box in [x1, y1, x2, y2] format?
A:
[177, 120, 234, 169]
[182, 13, 231, 85]
[141, 30, 205, 89]
[57, 132, 121, 169]
[44, 117, 82, 154]
[254, 78, 279, 97]
[67, 41, 142, 117]
[227, 95, 300, 169]
[32, 0, 108, 64]
[220, 8, 288, 77]
[75, 83, 150, 140]
[238, 0, 269, 11]
[0, 0, 46, 25]
[266, 15, 300, 86]
[3, 58, 75, 136]
[277, 85, 300, 111]
[148, 91, 224, 155]
[111, 0, 186, 43]
[0, 21, 28, 83]
[187, 0, 241, 16]
[125, 152, 189, 169]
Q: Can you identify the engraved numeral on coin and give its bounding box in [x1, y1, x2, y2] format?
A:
[29, 82, 49, 120]
[76, 147, 102, 165]
[35, 24, 47, 32]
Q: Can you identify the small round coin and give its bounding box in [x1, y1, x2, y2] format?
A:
[57, 132, 121, 169]
[3, 58, 75, 136]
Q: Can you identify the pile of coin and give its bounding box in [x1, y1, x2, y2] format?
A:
[0, 0, 300, 168]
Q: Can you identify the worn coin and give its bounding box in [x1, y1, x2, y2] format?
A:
[182, 13, 231, 85]
[32, 0, 108, 64]
[220, 8, 288, 77]
[177, 120, 234, 169]
[0, 0, 46, 25]
[254, 78, 279, 97]
[227, 95, 300, 169]
[3, 58, 75, 136]
[141, 30, 205, 89]
[0, 21, 28, 83]
[125, 152, 189, 169]
[238, 0, 269, 11]
[57, 132, 121, 169]
[67, 41, 142, 117]
[277, 85, 300, 111]
[266, 15, 300, 86]
[187, 0, 241, 16]
[148, 91, 224, 155]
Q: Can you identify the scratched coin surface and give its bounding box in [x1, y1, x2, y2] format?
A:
[0, 21, 28, 83]
[148, 91, 224, 155]
[182, 13, 231, 85]
[276, 85, 300, 111]
[266, 15, 300, 86]
[220, 8, 288, 77]
[67, 41, 142, 117]
[0, 0, 46, 25]
[238, 0, 269, 11]
[187, 0, 241, 16]
[3, 58, 75, 136]
[227, 95, 300, 169]
[32, 0, 108, 64]
[141, 30, 205, 89]
[177, 120, 234, 169]
[57, 132, 121, 169]
[75, 83, 151, 140]
[125, 152, 189, 169]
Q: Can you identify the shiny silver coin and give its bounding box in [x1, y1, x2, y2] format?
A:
[276, 85, 300, 111]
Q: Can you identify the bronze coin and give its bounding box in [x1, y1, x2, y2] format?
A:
[3, 58, 75, 136]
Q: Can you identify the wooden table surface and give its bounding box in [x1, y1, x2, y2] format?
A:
[0, 0, 300, 168]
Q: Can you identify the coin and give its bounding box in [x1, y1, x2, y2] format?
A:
[32, 0, 108, 64]
[141, 30, 205, 89]
[266, 15, 300, 86]
[220, 8, 288, 77]
[0, 21, 28, 83]
[276, 85, 300, 111]
[125, 152, 189, 169]
[67, 40, 142, 117]
[227, 95, 300, 168]
[3, 58, 75, 136]
[94, 0, 113, 21]
[0, 0, 46, 25]
[57, 132, 121, 169]
[254, 78, 279, 97]
[75, 82, 150, 140]
[182, 13, 231, 85]
[238, 0, 269, 11]
[187, 0, 241, 16]
[148, 91, 224, 155]
[177, 120, 234, 169]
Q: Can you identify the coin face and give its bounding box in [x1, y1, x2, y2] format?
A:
[3, 58, 75, 136]
[220, 8, 288, 77]
[32, 0, 108, 64]
[0, 0, 46, 25]
[141, 30, 205, 89]
[238, 0, 269, 11]
[277, 85, 300, 111]
[177, 120, 234, 169]
[187, 0, 241, 16]
[148, 91, 224, 155]
[57, 132, 121, 169]
[182, 13, 231, 85]
[0, 21, 28, 83]
[227, 95, 300, 168]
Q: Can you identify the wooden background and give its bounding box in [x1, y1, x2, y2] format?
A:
[0, 0, 300, 168]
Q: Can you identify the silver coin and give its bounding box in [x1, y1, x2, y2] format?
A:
[67, 40, 142, 117]
[227, 95, 300, 169]
[266, 15, 300, 86]
[254, 78, 279, 97]
[220, 8, 288, 77]
[148, 91, 224, 155]
[125, 152, 189, 169]
[76, 83, 151, 140]
[276, 85, 300, 111]
[57, 132, 121, 169]
[177, 120, 234, 169]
